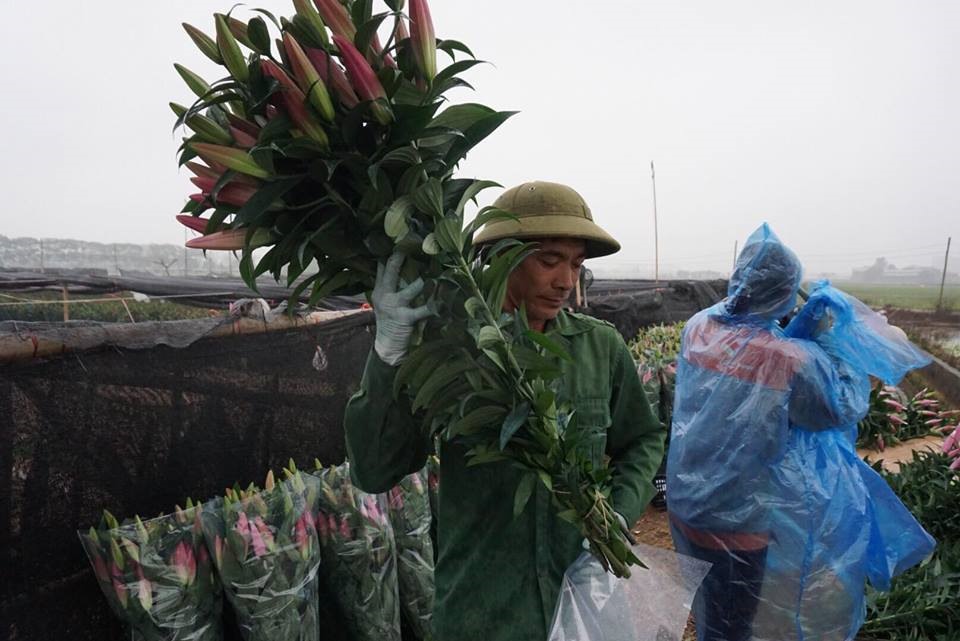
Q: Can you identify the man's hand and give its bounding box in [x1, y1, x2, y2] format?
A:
[372, 252, 433, 366]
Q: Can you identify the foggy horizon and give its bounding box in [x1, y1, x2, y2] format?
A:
[1, 0, 956, 280]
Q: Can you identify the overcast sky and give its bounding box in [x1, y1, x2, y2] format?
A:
[1, 0, 957, 278]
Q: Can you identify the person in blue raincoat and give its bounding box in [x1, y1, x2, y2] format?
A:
[666, 224, 934, 641]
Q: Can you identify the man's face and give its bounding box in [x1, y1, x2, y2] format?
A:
[504, 238, 586, 331]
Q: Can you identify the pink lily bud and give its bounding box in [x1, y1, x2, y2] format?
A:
[926, 418, 944, 426]
[327, 514, 338, 539]
[876, 435, 885, 451]
[247, 519, 267, 558]
[316, 512, 329, 541]
[368, 33, 397, 68]
[916, 399, 938, 407]
[951, 457, 960, 470]
[333, 35, 393, 124]
[111, 563, 128, 608]
[136, 566, 153, 612]
[394, 17, 410, 44]
[253, 516, 276, 554]
[882, 399, 906, 411]
[339, 516, 351, 540]
[261, 59, 330, 146]
[171, 541, 197, 586]
[92, 554, 109, 584]
[312, 0, 356, 39]
[226, 113, 260, 137]
[190, 143, 270, 179]
[282, 33, 335, 121]
[190, 177, 258, 208]
[428, 472, 439, 492]
[213, 535, 224, 568]
[229, 126, 257, 148]
[411, 472, 424, 494]
[408, 0, 436, 81]
[295, 515, 311, 559]
[887, 414, 907, 426]
[305, 47, 358, 108]
[333, 35, 385, 102]
[943, 429, 960, 453]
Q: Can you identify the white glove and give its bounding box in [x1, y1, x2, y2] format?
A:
[372, 252, 433, 366]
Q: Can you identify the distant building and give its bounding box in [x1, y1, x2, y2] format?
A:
[851, 257, 956, 284]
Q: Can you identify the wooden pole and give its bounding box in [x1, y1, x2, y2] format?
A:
[61, 286, 69, 322]
[651, 161, 659, 282]
[937, 236, 952, 312]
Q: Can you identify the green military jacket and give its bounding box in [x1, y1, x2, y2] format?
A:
[343, 311, 665, 641]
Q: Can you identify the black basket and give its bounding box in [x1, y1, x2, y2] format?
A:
[651, 474, 667, 510]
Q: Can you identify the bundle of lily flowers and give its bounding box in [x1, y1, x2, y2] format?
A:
[78, 504, 222, 641]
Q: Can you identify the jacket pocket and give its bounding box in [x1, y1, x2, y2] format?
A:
[573, 397, 611, 468]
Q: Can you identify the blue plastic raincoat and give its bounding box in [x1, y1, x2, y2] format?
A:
[666, 224, 935, 641]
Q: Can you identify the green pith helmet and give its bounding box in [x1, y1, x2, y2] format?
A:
[472, 181, 621, 258]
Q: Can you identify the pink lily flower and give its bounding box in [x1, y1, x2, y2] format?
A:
[253, 516, 276, 554]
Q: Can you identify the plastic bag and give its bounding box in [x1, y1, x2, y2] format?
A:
[199, 472, 321, 641]
[78, 505, 222, 641]
[547, 543, 711, 641]
[383, 470, 435, 640]
[313, 462, 401, 641]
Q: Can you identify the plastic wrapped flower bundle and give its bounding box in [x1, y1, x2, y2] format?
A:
[173, 0, 639, 576]
[78, 504, 222, 641]
[199, 469, 321, 641]
[312, 461, 401, 641]
[383, 470, 434, 639]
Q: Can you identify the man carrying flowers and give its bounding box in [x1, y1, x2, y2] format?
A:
[344, 181, 666, 641]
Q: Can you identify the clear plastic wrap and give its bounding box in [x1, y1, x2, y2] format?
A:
[78, 505, 222, 641]
[199, 472, 321, 641]
[383, 470, 435, 640]
[667, 224, 935, 641]
[547, 543, 711, 641]
[313, 462, 401, 641]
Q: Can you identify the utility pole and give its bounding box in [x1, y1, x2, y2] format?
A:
[732, 240, 738, 274]
[937, 236, 952, 313]
[651, 161, 660, 282]
[39, 239, 45, 273]
[113, 244, 120, 274]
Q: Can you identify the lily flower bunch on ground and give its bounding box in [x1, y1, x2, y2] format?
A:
[78, 504, 222, 641]
[199, 467, 321, 641]
[312, 461, 401, 641]
[382, 470, 434, 640]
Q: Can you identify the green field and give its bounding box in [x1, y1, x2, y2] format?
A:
[0, 291, 215, 323]
[827, 282, 960, 311]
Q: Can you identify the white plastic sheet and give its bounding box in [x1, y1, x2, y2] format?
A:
[548, 543, 711, 641]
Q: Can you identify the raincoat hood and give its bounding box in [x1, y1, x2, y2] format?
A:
[725, 224, 802, 321]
